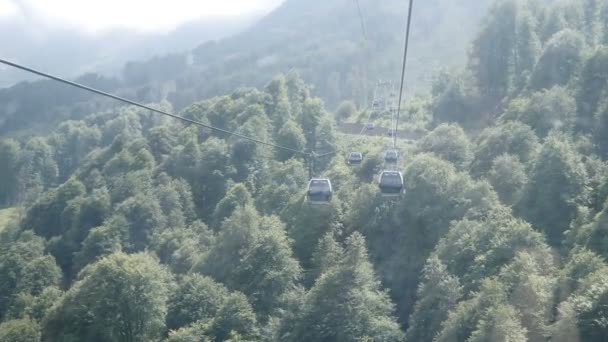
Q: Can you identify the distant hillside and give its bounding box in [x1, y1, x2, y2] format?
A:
[0, 0, 493, 136]
[0, 15, 257, 88]
[169, 0, 494, 109]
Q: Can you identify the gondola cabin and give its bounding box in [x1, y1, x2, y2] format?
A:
[385, 150, 398, 163]
[347, 152, 363, 165]
[307, 178, 333, 204]
[379, 171, 404, 197]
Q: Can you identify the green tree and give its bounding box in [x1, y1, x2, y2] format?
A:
[467, 304, 528, 342]
[114, 194, 167, 252]
[281, 196, 342, 269]
[529, 29, 585, 90]
[309, 232, 344, 285]
[405, 256, 462, 342]
[167, 274, 229, 330]
[435, 279, 516, 342]
[7, 286, 63, 322]
[569, 268, 608, 340]
[469, 0, 518, 100]
[17, 138, 59, 205]
[576, 46, 608, 132]
[43, 252, 172, 342]
[205, 292, 259, 342]
[0, 318, 41, 342]
[0, 230, 58, 318]
[0, 139, 21, 205]
[50, 120, 101, 181]
[487, 154, 527, 206]
[73, 224, 123, 273]
[287, 232, 404, 341]
[471, 121, 539, 176]
[212, 183, 253, 228]
[151, 221, 214, 274]
[417, 123, 473, 169]
[501, 86, 576, 137]
[335, 100, 357, 121]
[202, 206, 301, 318]
[575, 199, 608, 260]
[275, 120, 306, 161]
[22, 178, 86, 239]
[517, 133, 589, 246]
[431, 71, 481, 128]
[594, 96, 608, 157]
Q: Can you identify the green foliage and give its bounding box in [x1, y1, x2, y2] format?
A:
[517, 133, 589, 246]
[167, 274, 229, 330]
[7, 286, 63, 322]
[43, 252, 172, 342]
[151, 221, 214, 274]
[471, 121, 540, 176]
[488, 154, 527, 206]
[0, 318, 41, 342]
[569, 268, 608, 340]
[575, 199, 608, 259]
[335, 101, 357, 121]
[0, 207, 18, 232]
[434, 211, 548, 293]
[205, 292, 260, 341]
[594, 94, 608, 157]
[0, 230, 59, 318]
[467, 304, 528, 342]
[201, 206, 301, 318]
[576, 46, 608, 131]
[529, 29, 586, 90]
[212, 183, 253, 228]
[469, 0, 519, 100]
[281, 196, 342, 269]
[285, 232, 404, 341]
[309, 232, 344, 285]
[417, 123, 473, 169]
[275, 120, 306, 161]
[405, 256, 462, 342]
[431, 71, 481, 129]
[0, 139, 20, 205]
[501, 86, 577, 137]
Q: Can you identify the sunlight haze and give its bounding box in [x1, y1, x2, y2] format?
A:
[1, 0, 284, 32]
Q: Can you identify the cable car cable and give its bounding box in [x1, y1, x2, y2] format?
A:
[0, 58, 311, 157]
[393, 0, 415, 149]
[354, 0, 368, 42]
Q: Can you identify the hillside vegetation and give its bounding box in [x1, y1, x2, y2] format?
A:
[0, 0, 493, 137]
[1, 0, 608, 341]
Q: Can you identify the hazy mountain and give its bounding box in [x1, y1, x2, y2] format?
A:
[0, 15, 258, 87]
[0, 0, 495, 135]
[167, 0, 495, 108]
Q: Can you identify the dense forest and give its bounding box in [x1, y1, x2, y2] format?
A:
[2, 0, 608, 341]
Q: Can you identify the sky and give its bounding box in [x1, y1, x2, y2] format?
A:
[0, 0, 284, 32]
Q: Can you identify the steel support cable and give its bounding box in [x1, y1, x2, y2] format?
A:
[0, 58, 310, 156]
[393, 0, 415, 149]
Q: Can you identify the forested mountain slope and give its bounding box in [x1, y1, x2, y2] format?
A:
[0, 0, 492, 136]
[1, 0, 608, 341]
[0, 14, 258, 88]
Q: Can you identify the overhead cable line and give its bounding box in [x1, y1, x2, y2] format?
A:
[0, 58, 310, 156]
[354, 0, 368, 42]
[393, 0, 415, 148]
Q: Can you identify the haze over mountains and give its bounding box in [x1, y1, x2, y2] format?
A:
[0, 14, 259, 88]
[1, 0, 492, 97]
